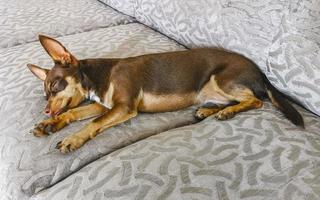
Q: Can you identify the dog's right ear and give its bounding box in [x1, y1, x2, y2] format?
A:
[27, 64, 49, 81]
[38, 35, 78, 66]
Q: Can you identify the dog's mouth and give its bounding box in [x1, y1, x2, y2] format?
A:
[52, 98, 72, 116]
[53, 106, 67, 116]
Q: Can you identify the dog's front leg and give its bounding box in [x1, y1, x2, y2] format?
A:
[56, 104, 137, 153]
[32, 103, 107, 137]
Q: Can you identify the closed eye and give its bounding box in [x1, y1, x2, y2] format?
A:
[50, 78, 67, 94]
[51, 80, 59, 92]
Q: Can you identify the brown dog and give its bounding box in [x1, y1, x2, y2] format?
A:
[27, 35, 304, 153]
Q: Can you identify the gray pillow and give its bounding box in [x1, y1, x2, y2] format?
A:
[266, 0, 320, 115]
[99, 0, 136, 16]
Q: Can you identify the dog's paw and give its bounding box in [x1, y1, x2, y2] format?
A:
[31, 124, 49, 137]
[32, 118, 66, 137]
[215, 109, 235, 120]
[195, 107, 220, 120]
[56, 135, 85, 153]
[195, 108, 210, 120]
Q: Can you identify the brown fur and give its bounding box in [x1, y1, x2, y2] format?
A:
[27, 35, 304, 153]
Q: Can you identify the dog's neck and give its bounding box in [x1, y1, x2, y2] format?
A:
[78, 58, 118, 99]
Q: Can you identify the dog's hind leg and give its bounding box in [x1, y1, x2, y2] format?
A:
[215, 95, 263, 120]
[196, 76, 263, 121]
[32, 102, 107, 137]
[196, 73, 263, 121]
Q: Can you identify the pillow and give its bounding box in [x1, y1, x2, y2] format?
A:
[266, 0, 320, 115]
[99, 0, 136, 16]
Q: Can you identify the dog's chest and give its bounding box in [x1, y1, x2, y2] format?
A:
[88, 84, 114, 109]
[88, 91, 101, 103]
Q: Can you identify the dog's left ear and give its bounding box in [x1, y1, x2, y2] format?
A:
[27, 64, 49, 81]
[39, 34, 78, 67]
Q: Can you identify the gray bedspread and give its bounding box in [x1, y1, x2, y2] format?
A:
[0, 0, 134, 48]
[1, 0, 320, 199]
[32, 102, 320, 200]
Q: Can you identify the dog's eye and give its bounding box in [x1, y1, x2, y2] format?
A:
[51, 80, 60, 93]
[51, 79, 67, 93]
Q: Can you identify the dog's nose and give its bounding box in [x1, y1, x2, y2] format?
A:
[44, 109, 51, 116]
[44, 105, 51, 116]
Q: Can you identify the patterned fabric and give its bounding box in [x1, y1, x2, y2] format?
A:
[129, 0, 320, 116]
[0, 0, 135, 48]
[0, 23, 187, 200]
[1, 1, 320, 200]
[31, 102, 320, 200]
[267, 0, 320, 116]
[98, 0, 136, 16]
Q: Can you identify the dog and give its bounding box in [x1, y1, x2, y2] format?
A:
[27, 35, 304, 153]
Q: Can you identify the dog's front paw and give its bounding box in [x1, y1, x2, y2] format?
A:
[32, 118, 67, 137]
[56, 135, 85, 153]
[215, 109, 235, 120]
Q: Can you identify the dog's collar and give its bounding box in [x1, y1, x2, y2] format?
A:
[87, 90, 112, 109]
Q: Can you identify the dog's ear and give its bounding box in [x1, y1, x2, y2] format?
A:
[38, 35, 78, 66]
[27, 64, 49, 81]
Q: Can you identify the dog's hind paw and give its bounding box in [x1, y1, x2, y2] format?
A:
[195, 107, 221, 120]
[194, 108, 207, 120]
[215, 109, 235, 120]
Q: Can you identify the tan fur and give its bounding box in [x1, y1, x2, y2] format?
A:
[138, 91, 196, 112]
[56, 103, 138, 153]
[195, 107, 222, 120]
[138, 75, 244, 113]
[102, 82, 115, 109]
[33, 103, 107, 137]
[197, 75, 235, 105]
[228, 87, 257, 101]
[267, 89, 279, 108]
[215, 97, 262, 120]
[49, 76, 87, 114]
[196, 81, 263, 120]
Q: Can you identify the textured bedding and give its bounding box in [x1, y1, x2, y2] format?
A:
[0, 23, 192, 200]
[1, 1, 320, 200]
[99, 0, 135, 16]
[0, 0, 134, 48]
[31, 102, 320, 200]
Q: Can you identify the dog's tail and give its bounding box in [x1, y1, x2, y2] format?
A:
[262, 74, 304, 128]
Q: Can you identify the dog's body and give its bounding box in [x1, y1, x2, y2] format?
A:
[28, 35, 304, 153]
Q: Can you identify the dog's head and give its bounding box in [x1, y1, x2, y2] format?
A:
[27, 35, 87, 117]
